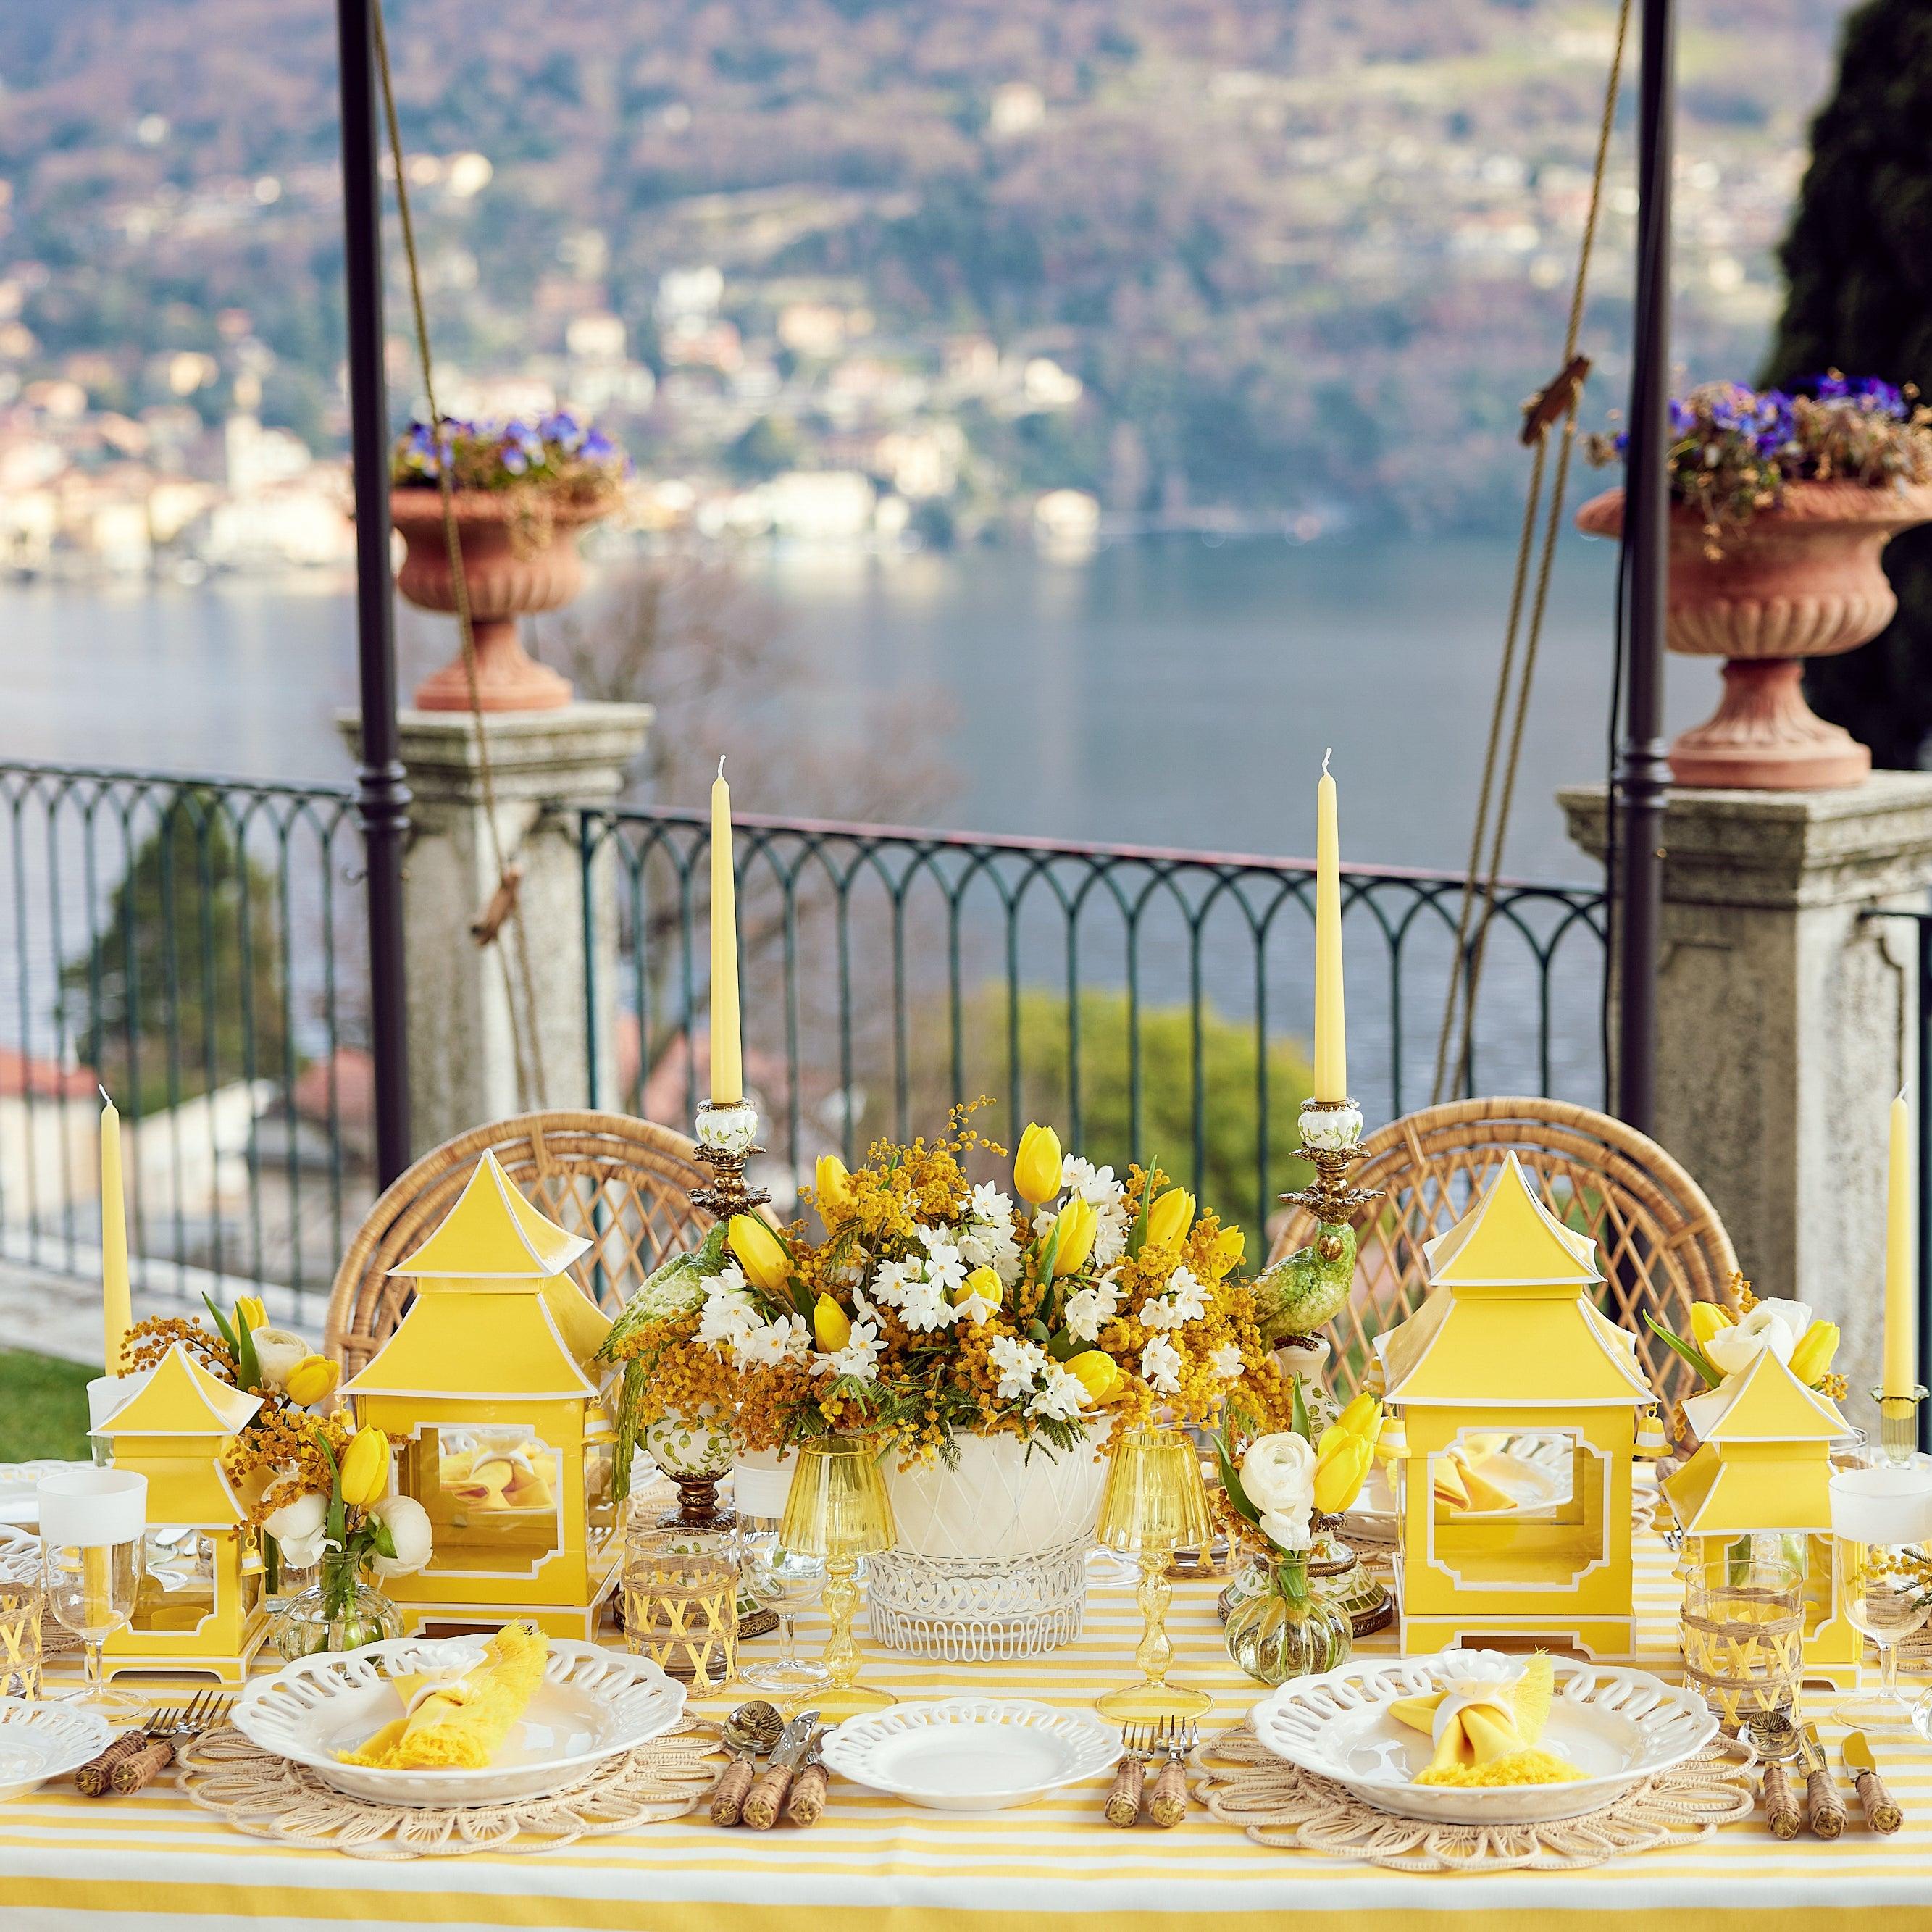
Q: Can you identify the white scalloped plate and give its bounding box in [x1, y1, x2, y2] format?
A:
[233, 1636, 686, 1807]
[1250, 1654, 1717, 1826]
[0, 1461, 88, 1530]
[0, 1698, 114, 1801]
[821, 1698, 1118, 1811]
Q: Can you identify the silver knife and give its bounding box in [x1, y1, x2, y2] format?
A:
[745, 1710, 820, 1829]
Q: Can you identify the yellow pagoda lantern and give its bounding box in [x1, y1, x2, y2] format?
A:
[98, 1341, 269, 1684]
[1663, 1347, 1860, 1688]
[341, 1151, 624, 1640]
[1379, 1151, 1655, 1659]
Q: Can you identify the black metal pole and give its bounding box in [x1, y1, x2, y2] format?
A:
[1613, 0, 1674, 1136]
[337, 0, 412, 1184]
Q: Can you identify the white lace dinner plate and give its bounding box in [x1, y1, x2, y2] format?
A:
[0, 1698, 114, 1801]
[821, 1698, 1118, 1811]
[1250, 1655, 1717, 1826]
[233, 1636, 686, 1807]
[0, 1462, 88, 1530]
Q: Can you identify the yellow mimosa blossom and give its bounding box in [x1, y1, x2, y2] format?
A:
[813, 1294, 852, 1352]
[1013, 1123, 1063, 1204]
[729, 1215, 793, 1293]
[1145, 1187, 1196, 1250]
[1789, 1319, 1840, 1386]
[1047, 1196, 1098, 1277]
[339, 1426, 392, 1507]
[1064, 1351, 1122, 1405]
[814, 1154, 853, 1221]
[1313, 1419, 1376, 1514]
[284, 1355, 340, 1408]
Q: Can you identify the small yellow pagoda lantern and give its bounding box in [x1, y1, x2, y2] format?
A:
[99, 1341, 268, 1684]
[342, 1151, 624, 1639]
[1379, 1151, 1655, 1659]
[1664, 1348, 1860, 1688]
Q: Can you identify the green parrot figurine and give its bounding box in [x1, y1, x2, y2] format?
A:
[1251, 1219, 1358, 1347]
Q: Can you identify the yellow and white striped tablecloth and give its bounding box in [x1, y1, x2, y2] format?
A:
[7, 1535, 1932, 1931]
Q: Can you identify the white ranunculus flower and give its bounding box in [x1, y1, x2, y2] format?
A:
[250, 1327, 308, 1390]
[369, 1493, 432, 1578]
[1705, 1302, 1803, 1379]
[1258, 1504, 1312, 1552]
[1239, 1431, 1317, 1514]
[262, 1489, 326, 1545]
[278, 1525, 329, 1570]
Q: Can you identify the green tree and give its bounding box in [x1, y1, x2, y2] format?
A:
[62, 792, 289, 1116]
[1762, 0, 1932, 766]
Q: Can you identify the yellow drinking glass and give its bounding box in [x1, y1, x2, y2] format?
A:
[779, 1437, 897, 1718]
[1095, 1425, 1215, 1721]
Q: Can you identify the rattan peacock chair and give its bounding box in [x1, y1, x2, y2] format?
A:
[1268, 1095, 1739, 1415]
[322, 1111, 715, 1378]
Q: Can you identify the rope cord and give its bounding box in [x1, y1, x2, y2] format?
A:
[372, 0, 549, 1111]
[1430, 0, 1633, 1105]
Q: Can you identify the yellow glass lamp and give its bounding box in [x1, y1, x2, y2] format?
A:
[95, 1342, 267, 1684]
[1664, 1348, 1860, 1687]
[342, 1152, 624, 1641]
[1378, 1152, 1655, 1660]
[778, 1437, 896, 1718]
[1094, 1425, 1216, 1721]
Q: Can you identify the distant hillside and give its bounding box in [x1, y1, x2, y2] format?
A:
[0, 0, 1857, 529]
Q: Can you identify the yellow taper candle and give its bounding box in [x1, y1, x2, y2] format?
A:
[1883, 1087, 1915, 1400]
[99, 1086, 131, 1372]
[709, 758, 743, 1105]
[1313, 749, 1347, 1102]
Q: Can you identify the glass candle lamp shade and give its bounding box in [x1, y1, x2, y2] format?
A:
[778, 1438, 896, 1717]
[1095, 1426, 1216, 1722]
[37, 1468, 146, 1716]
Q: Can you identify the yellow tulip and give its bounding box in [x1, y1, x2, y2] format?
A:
[954, 1266, 1003, 1308]
[1064, 1350, 1122, 1405]
[1013, 1122, 1063, 1204]
[814, 1154, 853, 1221]
[812, 1294, 852, 1352]
[1208, 1226, 1246, 1280]
[1047, 1196, 1098, 1277]
[1789, 1319, 1840, 1386]
[1337, 1391, 1381, 1440]
[284, 1355, 340, 1408]
[1313, 1423, 1376, 1515]
[234, 1295, 267, 1334]
[338, 1426, 391, 1509]
[729, 1215, 793, 1295]
[1145, 1187, 1195, 1250]
[1689, 1302, 1734, 1348]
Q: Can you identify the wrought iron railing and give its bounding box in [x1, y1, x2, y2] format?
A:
[0, 761, 368, 1308]
[581, 807, 1609, 1235]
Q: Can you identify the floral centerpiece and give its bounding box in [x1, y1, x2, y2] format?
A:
[1644, 1275, 1844, 1411]
[1578, 375, 1932, 788]
[602, 1108, 1282, 1656]
[388, 409, 630, 711]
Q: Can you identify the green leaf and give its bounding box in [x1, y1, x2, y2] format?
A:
[1214, 1436, 1259, 1526]
[1028, 1318, 1051, 1345]
[1644, 1312, 1721, 1389]
[234, 1321, 261, 1392]
[201, 1292, 238, 1355]
[371, 1519, 397, 1560]
[1291, 1373, 1310, 1442]
[1047, 1328, 1081, 1362]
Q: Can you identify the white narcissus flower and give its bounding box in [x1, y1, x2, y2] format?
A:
[1705, 1301, 1807, 1379]
[989, 1332, 1049, 1401]
[1140, 1332, 1183, 1394]
[1210, 1341, 1244, 1379]
[735, 1315, 811, 1368]
[369, 1493, 432, 1578]
[250, 1327, 308, 1389]
[1028, 1363, 1087, 1421]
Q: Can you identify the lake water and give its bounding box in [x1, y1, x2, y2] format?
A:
[4, 533, 1711, 881]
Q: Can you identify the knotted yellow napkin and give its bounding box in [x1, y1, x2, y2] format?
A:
[339, 1623, 548, 1771]
[1387, 1652, 1585, 1787]
[1433, 1438, 1517, 1513]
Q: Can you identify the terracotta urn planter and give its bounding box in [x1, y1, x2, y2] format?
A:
[1576, 479, 1932, 788]
[391, 488, 612, 712]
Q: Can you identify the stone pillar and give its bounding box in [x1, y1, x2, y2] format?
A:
[1560, 774, 1932, 1403]
[339, 703, 652, 1158]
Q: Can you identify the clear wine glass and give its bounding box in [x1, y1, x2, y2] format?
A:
[37, 1468, 147, 1718]
[736, 1511, 827, 1695]
[1830, 1464, 1932, 1728]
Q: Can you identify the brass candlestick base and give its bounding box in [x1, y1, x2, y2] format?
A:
[1870, 1386, 1928, 1468]
[1282, 1096, 1380, 1227]
[659, 1472, 737, 1534]
[691, 1097, 771, 1221]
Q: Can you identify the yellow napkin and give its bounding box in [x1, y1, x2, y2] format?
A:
[1387, 1655, 1585, 1787]
[1432, 1440, 1517, 1514]
[338, 1624, 548, 1771]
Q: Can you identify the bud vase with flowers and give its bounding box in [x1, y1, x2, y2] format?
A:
[1215, 1387, 1383, 1684]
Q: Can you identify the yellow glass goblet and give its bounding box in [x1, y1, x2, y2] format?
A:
[779, 1437, 897, 1719]
[1095, 1425, 1215, 1722]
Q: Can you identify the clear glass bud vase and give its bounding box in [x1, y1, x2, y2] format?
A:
[269, 1549, 402, 1660]
[1224, 1542, 1355, 1686]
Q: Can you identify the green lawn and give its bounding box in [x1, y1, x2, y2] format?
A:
[0, 1350, 95, 1461]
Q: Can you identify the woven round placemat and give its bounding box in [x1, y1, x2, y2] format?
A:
[1190, 1720, 1755, 1873]
[175, 1715, 724, 1859]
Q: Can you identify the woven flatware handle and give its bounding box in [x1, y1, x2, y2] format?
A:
[1854, 1768, 1902, 1835]
[1805, 1768, 1845, 1839]
[1762, 1762, 1801, 1839]
[786, 1763, 829, 1827]
[742, 1763, 794, 1831]
[1104, 1757, 1144, 1828]
[111, 1738, 177, 1794]
[73, 1731, 151, 1799]
[1148, 1759, 1188, 1828]
[710, 1757, 756, 1826]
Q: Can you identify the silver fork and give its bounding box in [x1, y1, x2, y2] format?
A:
[110, 1688, 236, 1794]
[1105, 1720, 1157, 1826]
[1147, 1718, 1200, 1828]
